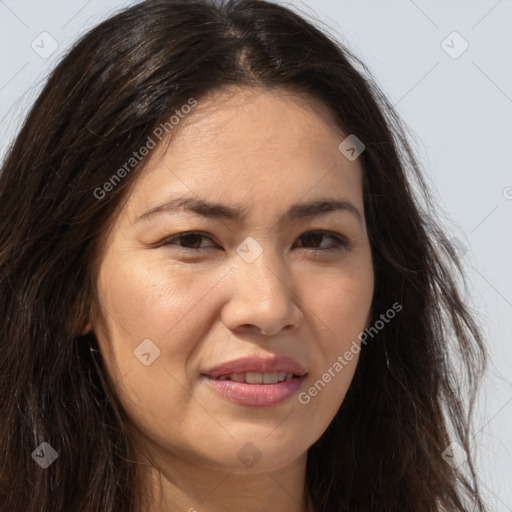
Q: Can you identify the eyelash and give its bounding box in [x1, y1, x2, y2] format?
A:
[160, 230, 349, 254]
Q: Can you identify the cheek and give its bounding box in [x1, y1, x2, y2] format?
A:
[294, 263, 373, 426]
[95, 252, 229, 363]
[93, 252, 216, 451]
[93, 253, 234, 436]
[307, 260, 374, 344]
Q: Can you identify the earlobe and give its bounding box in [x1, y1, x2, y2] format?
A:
[364, 311, 372, 330]
[81, 322, 92, 335]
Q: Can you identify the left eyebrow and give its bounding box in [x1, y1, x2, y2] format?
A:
[136, 196, 363, 228]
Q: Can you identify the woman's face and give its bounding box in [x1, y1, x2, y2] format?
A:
[88, 87, 374, 474]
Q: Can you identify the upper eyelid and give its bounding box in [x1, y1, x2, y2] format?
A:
[161, 230, 347, 247]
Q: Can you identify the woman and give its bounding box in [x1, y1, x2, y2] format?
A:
[0, 0, 488, 510]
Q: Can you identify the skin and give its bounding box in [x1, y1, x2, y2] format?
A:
[84, 86, 374, 512]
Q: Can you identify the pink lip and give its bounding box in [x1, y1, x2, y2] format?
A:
[202, 355, 306, 378]
[201, 356, 307, 407]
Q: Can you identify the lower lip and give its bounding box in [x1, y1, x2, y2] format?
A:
[203, 375, 305, 407]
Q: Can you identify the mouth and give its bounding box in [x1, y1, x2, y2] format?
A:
[201, 356, 307, 407]
[212, 371, 300, 384]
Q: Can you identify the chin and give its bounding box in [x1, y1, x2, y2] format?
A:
[220, 438, 309, 474]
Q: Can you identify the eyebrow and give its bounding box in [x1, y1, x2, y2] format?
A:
[136, 196, 363, 227]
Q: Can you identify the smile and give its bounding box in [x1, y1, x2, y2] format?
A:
[215, 371, 298, 383]
[201, 355, 307, 406]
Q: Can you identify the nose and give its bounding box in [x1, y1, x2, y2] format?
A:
[221, 248, 304, 336]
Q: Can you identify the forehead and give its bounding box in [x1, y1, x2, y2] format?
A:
[167, 86, 347, 158]
[124, 87, 364, 223]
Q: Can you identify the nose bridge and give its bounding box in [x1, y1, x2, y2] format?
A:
[222, 235, 303, 335]
[236, 235, 290, 303]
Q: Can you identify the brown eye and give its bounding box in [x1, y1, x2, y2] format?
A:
[162, 232, 217, 250]
[161, 230, 348, 253]
[295, 230, 348, 252]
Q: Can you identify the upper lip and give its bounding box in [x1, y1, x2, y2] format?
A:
[202, 355, 307, 379]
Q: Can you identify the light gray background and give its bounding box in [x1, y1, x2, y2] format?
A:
[1, 0, 511, 509]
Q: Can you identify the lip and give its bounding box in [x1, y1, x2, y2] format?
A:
[201, 356, 307, 407]
[202, 355, 307, 379]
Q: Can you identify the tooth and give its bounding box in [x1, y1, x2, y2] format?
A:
[285, 372, 294, 381]
[277, 372, 286, 382]
[245, 372, 263, 384]
[263, 371, 278, 384]
[218, 375, 230, 381]
[230, 372, 246, 383]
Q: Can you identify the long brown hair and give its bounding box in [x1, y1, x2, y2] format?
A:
[0, 0, 488, 510]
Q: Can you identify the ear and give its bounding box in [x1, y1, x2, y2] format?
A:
[81, 322, 92, 335]
[364, 311, 372, 330]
